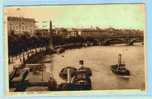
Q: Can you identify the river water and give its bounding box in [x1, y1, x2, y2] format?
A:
[41, 43, 145, 90]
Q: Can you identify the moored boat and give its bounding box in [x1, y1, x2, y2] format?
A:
[58, 60, 92, 90]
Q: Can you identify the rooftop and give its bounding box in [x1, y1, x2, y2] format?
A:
[7, 16, 36, 22]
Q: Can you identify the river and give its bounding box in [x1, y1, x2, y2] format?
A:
[40, 43, 145, 90]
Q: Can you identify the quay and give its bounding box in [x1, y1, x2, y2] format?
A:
[9, 63, 51, 91]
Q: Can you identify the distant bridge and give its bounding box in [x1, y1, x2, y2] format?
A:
[93, 36, 143, 46]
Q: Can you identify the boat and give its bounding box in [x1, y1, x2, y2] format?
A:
[72, 68, 92, 90]
[56, 47, 65, 54]
[111, 54, 130, 76]
[59, 66, 77, 80]
[58, 60, 92, 90]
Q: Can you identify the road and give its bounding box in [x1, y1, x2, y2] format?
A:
[35, 43, 145, 90]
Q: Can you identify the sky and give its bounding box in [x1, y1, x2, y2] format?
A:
[4, 4, 146, 30]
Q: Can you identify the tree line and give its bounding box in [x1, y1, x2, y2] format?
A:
[8, 31, 96, 56]
[8, 28, 144, 57]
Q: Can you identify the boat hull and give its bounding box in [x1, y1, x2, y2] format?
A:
[111, 65, 130, 76]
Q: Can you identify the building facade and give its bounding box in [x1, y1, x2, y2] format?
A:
[35, 29, 49, 37]
[77, 28, 101, 38]
[7, 16, 36, 35]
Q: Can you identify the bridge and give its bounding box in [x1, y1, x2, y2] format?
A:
[93, 36, 143, 46]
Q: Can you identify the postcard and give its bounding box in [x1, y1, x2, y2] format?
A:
[3, 4, 146, 95]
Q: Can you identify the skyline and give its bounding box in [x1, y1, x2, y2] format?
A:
[4, 4, 145, 30]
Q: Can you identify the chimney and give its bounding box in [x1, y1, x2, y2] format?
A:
[67, 68, 71, 83]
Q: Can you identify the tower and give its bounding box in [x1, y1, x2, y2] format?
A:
[48, 20, 53, 49]
[50, 20, 52, 33]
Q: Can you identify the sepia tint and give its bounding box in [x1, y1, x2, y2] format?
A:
[4, 4, 146, 93]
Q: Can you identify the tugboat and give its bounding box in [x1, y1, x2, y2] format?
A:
[72, 60, 92, 90]
[111, 54, 130, 77]
[58, 60, 92, 90]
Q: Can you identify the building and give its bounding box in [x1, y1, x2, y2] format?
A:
[66, 28, 79, 37]
[35, 29, 49, 37]
[77, 28, 101, 38]
[7, 16, 36, 35]
[53, 28, 68, 37]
